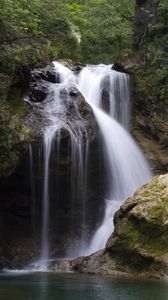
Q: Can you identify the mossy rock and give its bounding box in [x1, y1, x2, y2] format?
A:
[0, 101, 31, 178]
[106, 174, 168, 274]
[72, 174, 168, 278]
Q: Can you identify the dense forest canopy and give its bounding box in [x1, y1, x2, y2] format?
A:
[0, 0, 80, 73]
[67, 0, 134, 63]
[0, 0, 168, 70]
[0, 0, 167, 71]
[0, 0, 136, 73]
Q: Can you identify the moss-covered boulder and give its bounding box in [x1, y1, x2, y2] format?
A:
[72, 174, 168, 278]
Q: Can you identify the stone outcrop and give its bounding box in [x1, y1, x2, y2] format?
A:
[30, 64, 59, 84]
[72, 174, 168, 279]
[112, 63, 129, 74]
[26, 64, 97, 138]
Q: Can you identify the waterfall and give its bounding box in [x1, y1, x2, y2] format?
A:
[29, 145, 36, 237]
[78, 64, 152, 254]
[28, 62, 152, 269]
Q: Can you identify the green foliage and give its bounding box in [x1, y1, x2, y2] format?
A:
[149, 0, 168, 106]
[67, 0, 134, 63]
[0, 0, 80, 74]
[0, 0, 135, 69]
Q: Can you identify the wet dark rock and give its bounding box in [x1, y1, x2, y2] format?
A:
[31, 64, 59, 84]
[112, 63, 128, 74]
[69, 86, 79, 97]
[29, 80, 50, 102]
[50, 259, 72, 272]
[0, 208, 39, 269]
[29, 63, 60, 103]
[59, 88, 68, 100]
[73, 63, 86, 73]
[26, 65, 97, 140]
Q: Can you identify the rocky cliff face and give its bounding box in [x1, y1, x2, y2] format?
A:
[72, 174, 168, 279]
[0, 63, 105, 268]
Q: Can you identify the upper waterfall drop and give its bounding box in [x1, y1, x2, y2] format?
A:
[78, 64, 130, 126]
[78, 64, 152, 254]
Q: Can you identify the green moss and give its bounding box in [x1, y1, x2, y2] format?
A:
[119, 217, 167, 261]
[123, 221, 140, 247]
[0, 100, 31, 178]
[7, 89, 27, 118]
[111, 175, 168, 271]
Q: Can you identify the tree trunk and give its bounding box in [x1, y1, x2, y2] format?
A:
[134, 0, 157, 52]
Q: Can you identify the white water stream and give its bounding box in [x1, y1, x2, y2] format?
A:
[78, 65, 152, 255]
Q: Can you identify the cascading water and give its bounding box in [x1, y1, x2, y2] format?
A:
[30, 62, 90, 269]
[28, 62, 152, 269]
[29, 145, 36, 236]
[78, 65, 152, 254]
[78, 64, 130, 126]
[40, 130, 56, 270]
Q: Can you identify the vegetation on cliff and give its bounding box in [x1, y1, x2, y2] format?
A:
[132, 0, 168, 149]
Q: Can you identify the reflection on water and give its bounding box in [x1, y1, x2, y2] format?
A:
[0, 272, 168, 300]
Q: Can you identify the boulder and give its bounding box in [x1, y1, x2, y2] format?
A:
[29, 63, 60, 103]
[72, 174, 168, 279]
[30, 64, 59, 84]
[112, 63, 128, 74]
[29, 80, 50, 103]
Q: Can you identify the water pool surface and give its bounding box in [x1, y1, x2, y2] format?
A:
[0, 272, 168, 300]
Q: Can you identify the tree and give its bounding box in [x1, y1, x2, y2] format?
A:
[67, 0, 135, 63]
